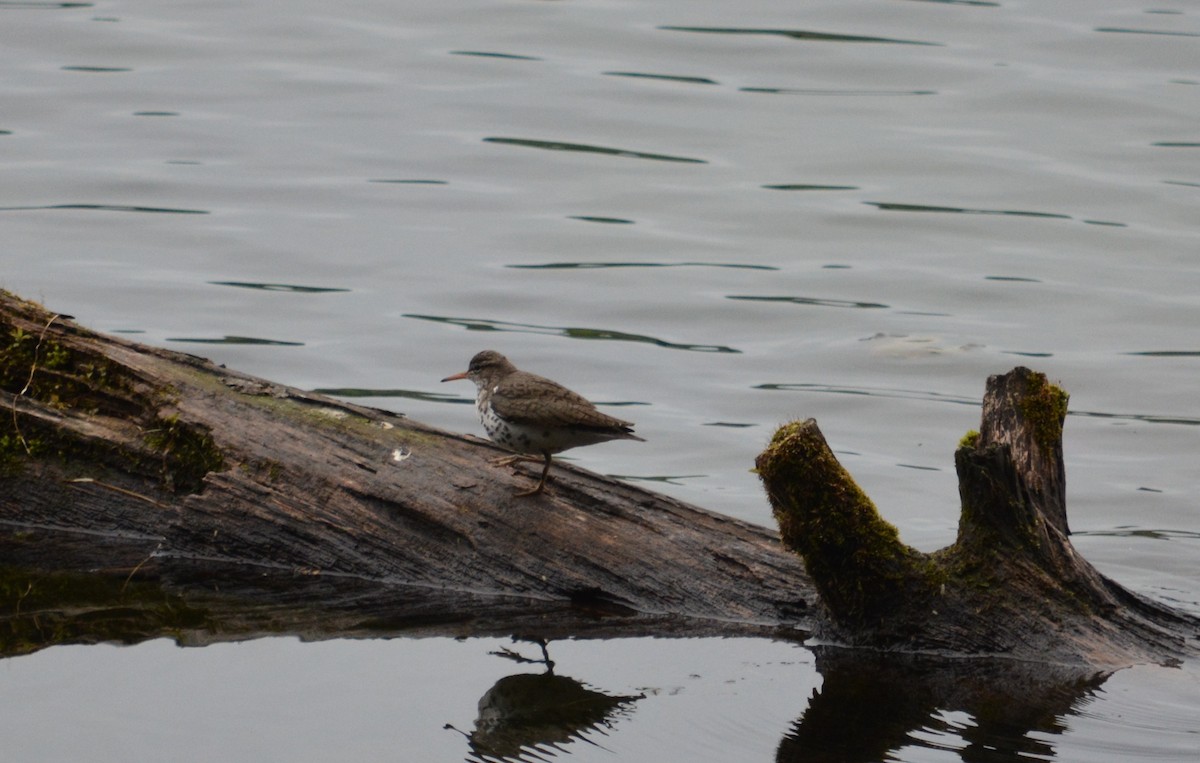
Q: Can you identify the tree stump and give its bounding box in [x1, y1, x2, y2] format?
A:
[756, 367, 1198, 666]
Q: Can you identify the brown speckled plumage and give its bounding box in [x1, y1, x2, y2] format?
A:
[442, 350, 643, 496]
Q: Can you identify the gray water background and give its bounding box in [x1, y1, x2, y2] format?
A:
[2, 0, 1198, 760]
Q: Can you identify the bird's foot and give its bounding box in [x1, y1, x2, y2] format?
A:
[512, 481, 547, 498]
[489, 454, 541, 468]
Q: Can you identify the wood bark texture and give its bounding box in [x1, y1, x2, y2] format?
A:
[3, 291, 1196, 668]
[756, 367, 1198, 666]
[0, 290, 812, 649]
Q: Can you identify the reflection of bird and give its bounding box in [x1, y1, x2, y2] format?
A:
[441, 350, 644, 496]
[466, 673, 641, 761]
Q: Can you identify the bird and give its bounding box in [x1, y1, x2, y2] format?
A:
[441, 350, 644, 496]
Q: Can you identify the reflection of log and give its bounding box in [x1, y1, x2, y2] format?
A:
[757, 367, 1199, 666]
[0, 289, 812, 650]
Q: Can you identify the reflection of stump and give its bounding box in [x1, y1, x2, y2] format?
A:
[776, 646, 1107, 763]
[757, 367, 1199, 665]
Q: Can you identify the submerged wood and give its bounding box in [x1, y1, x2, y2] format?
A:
[0, 289, 812, 656]
[756, 367, 1199, 666]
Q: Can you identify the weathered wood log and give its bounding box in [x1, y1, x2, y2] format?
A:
[756, 367, 1199, 666]
[0, 289, 812, 654]
[3, 289, 1197, 670]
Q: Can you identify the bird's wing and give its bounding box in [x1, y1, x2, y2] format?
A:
[490, 372, 635, 430]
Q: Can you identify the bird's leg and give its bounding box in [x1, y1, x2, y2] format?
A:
[513, 453, 553, 497]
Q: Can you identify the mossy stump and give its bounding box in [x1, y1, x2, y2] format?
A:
[757, 419, 937, 639]
[757, 367, 1199, 665]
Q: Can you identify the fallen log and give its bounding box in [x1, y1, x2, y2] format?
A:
[757, 366, 1199, 666]
[2, 290, 1196, 670]
[0, 288, 812, 654]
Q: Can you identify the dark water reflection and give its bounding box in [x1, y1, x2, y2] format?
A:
[509, 261, 777, 270]
[603, 71, 719, 86]
[166, 335, 304, 346]
[657, 26, 942, 46]
[461, 670, 641, 762]
[777, 648, 1105, 763]
[455, 641, 643, 763]
[209, 281, 350, 293]
[483, 137, 708, 164]
[447, 640, 1113, 763]
[0, 203, 208, 214]
[0, 566, 1128, 762]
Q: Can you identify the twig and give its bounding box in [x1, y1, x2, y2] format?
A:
[9, 312, 62, 454]
[122, 542, 164, 592]
[65, 477, 170, 509]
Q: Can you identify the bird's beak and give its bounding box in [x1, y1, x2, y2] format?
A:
[441, 371, 468, 383]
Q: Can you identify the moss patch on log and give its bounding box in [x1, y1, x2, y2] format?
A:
[143, 414, 225, 493]
[1017, 371, 1069, 451]
[757, 420, 941, 633]
[1, 293, 224, 493]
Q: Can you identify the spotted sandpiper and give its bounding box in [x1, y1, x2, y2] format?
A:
[441, 350, 644, 496]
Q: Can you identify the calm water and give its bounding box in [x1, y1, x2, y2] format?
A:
[2, 0, 1198, 760]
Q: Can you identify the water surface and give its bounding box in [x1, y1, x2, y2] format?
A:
[2, 0, 1198, 759]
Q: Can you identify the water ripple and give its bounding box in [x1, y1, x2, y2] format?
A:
[762, 184, 859, 191]
[166, 335, 303, 346]
[0, 203, 208, 214]
[209, 281, 350, 294]
[658, 26, 942, 46]
[0, 1, 94, 7]
[603, 71, 719, 85]
[865, 201, 1072, 219]
[509, 261, 778, 271]
[1074, 527, 1200, 540]
[368, 178, 448, 185]
[1095, 27, 1200, 38]
[449, 50, 542, 61]
[741, 87, 937, 96]
[901, 0, 1000, 6]
[566, 215, 635, 224]
[727, 294, 889, 309]
[404, 314, 740, 353]
[757, 382, 1200, 427]
[483, 137, 707, 164]
[1071, 410, 1200, 427]
[755, 382, 981, 407]
[60, 65, 131, 72]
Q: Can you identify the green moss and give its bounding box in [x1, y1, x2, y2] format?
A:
[1018, 372, 1069, 451]
[757, 420, 936, 629]
[1, 319, 133, 417]
[1, 299, 225, 492]
[143, 414, 225, 493]
[958, 429, 980, 449]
